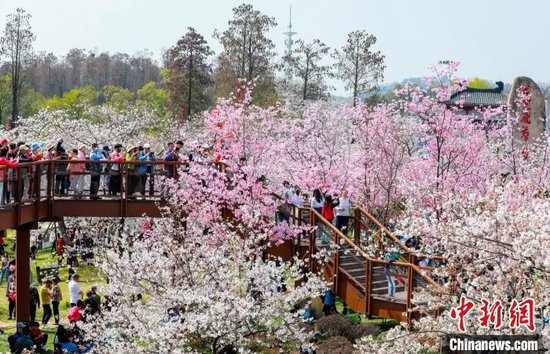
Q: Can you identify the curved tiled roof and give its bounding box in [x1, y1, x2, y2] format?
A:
[447, 81, 507, 109]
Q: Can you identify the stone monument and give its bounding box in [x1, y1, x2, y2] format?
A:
[507, 77, 547, 145]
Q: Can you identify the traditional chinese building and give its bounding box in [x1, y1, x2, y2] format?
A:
[446, 81, 507, 122]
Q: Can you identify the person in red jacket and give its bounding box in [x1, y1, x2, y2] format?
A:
[57, 235, 65, 265]
[321, 194, 338, 224]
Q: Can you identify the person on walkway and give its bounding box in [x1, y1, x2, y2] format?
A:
[321, 194, 337, 224]
[310, 189, 324, 214]
[101, 146, 111, 195]
[68, 273, 83, 307]
[385, 255, 396, 297]
[67, 148, 86, 199]
[40, 279, 53, 325]
[138, 143, 157, 197]
[16, 145, 33, 201]
[29, 143, 43, 199]
[109, 144, 124, 196]
[51, 277, 62, 325]
[54, 149, 68, 196]
[277, 181, 293, 224]
[335, 190, 352, 233]
[44, 146, 56, 161]
[29, 284, 40, 323]
[162, 142, 178, 198]
[55, 139, 69, 195]
[291, 188, 304, 207]
[0, 148, 10, 205]
[125, 146, 139, 197]
[89, 143, 104, 199]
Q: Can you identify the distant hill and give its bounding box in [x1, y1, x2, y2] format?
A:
[329, 95, 353, 104]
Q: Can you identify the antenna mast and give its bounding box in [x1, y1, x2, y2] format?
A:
[283, 5, 297, 81]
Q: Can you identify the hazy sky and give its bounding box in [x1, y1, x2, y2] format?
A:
[2, 0, 550, 95]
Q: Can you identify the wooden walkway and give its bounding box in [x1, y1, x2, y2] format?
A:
[0, 160, 444, 325]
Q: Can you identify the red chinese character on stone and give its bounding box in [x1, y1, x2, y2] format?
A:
[522, 112, 531, 125]
[509, 298, 535, 331]
[521, 126, 530, 141]
[479, 299, 503, 329]
[450, 295, 475, 332]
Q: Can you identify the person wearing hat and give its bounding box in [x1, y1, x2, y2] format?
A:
[138, 143, 157, 197]
[39, 279, 53, 325]
[109, 144, 124, 196]
[8, 322, 33, 353]
[125, 145, 139, 197]
[68, 273, 82, 307]
[44, 145, 57, 161]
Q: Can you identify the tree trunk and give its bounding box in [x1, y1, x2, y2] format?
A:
[187, 50, 193, 118]
[353, 42, 360, 107]
[11, 73, 18, 128]
[303, 55, 310, 100]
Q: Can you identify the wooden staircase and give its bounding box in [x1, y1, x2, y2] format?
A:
[272, 202, 446, 325]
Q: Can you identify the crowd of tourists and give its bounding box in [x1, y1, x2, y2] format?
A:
[6, 272, 98, 353]
[0, 138, 222, 203]
[278, 182, 353, 233]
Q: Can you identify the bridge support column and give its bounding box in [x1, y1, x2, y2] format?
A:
[16, 224, 32, 324]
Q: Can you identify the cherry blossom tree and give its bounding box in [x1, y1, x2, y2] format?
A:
[11, 104, 174, 152]
[79, 97, 325, 352]
[271, 101, 359, 195]
[356, 68, 549, 352]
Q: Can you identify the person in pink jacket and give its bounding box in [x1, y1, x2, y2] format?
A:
[67, 300, 83, 322]
[67, 147, 86, 199]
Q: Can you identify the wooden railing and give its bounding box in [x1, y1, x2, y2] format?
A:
[353, 206, 446, 267]
[276, 200, 446, 324]
[0, 161, 447, 323]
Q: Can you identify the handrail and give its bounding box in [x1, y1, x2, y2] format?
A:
[309, 208, 371, 261]
[274, 198, 445, 290]
[305, 205, 445, 293]
[355, 206, 446, 262]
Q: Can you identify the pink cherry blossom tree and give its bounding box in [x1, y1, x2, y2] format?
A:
[80, 98, 325, 352]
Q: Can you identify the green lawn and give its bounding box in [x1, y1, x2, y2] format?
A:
[0, 234, 105, 353]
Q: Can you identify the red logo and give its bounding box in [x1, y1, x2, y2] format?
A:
[479, 299, 503, 329]
[509, 298, 535, 331]
[450, 295, 475, 332]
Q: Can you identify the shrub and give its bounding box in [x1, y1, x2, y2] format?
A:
[342, 323, 382, 342]
[317, 314, 352, 337]
[317, 336, 356, 354]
